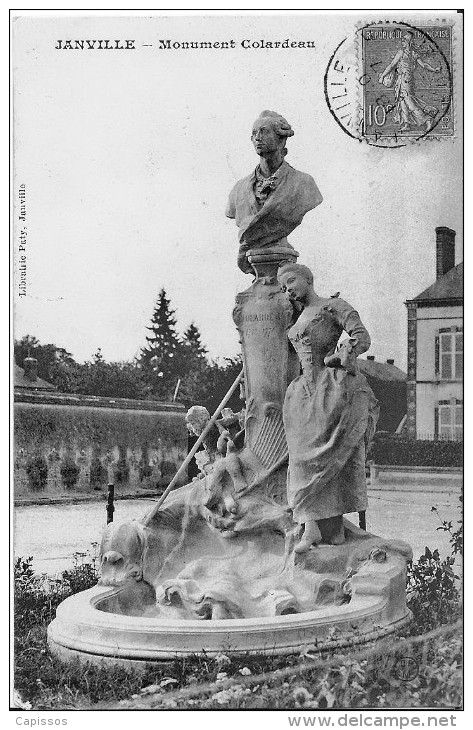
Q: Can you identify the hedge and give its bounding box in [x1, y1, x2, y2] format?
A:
[371, 436, 462, 468]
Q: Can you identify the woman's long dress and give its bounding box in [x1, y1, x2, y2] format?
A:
[283, 297, 379, 525]
[393, 50, 437, 127]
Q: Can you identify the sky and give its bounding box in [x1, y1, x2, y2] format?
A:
[12, 11, 463, 373]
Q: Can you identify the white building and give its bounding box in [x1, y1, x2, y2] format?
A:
[405, 227, 463, 440]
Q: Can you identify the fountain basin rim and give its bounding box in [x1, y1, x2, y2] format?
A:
[48, 578, 411, 662]
[48, 590, 411, 662]
[48, 542, 411, 661]
[54, 583, 395, 630]
[48, 614, 412, 663]
[48, 563, 410, 665]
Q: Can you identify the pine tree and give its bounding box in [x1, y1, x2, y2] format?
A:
[183, 322, 207, 360]
[139, 289, 181, 399]
[178, 322, 209, 404]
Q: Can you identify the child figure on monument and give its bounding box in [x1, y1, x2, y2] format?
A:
[185, 405, 247, 527]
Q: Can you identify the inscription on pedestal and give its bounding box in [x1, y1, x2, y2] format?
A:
[233, 272, 297, 466]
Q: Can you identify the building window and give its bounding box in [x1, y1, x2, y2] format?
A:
[438, 329, 463, 380]
[437, 402, 463, 440]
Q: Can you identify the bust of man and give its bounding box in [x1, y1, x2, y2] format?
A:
[226, 111, 323, 273]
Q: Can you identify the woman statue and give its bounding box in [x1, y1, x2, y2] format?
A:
[378, 31, 441, 133]
[277, 263, 379, 553]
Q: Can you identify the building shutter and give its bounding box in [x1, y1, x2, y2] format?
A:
[434, 406, 439, 439]
[435, 335, 440, 376]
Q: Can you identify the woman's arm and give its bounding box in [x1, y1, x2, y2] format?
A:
[339, 307, 371, 356]
[324, 299, 371, 372]
[379, 50, 401, 81]
[416, 56, 441, 73]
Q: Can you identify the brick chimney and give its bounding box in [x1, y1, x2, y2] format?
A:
[435, 227, 456, 279]
[23, 357, 38, 382]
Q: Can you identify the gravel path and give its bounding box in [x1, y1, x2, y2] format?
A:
[13, 486, 461, 575]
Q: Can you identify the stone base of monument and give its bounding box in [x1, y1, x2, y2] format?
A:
[48, 518, 412, 667]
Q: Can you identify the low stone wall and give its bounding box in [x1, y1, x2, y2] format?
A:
[369, 463, 462, 490]
[14, 393, 187, 500]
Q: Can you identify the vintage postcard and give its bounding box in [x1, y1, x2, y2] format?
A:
[11, 10, 463, 718]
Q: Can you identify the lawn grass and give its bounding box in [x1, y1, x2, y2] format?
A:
[15, 615, 462, 710]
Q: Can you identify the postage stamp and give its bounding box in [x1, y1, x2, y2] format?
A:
[361, 23, 454, 142]
[324, 20, 455, 147]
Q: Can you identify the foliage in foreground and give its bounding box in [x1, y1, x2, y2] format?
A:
[14, 501, 462, 710]
[406, 497, 463, 634]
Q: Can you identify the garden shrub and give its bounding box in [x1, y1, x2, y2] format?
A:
[406, 497, 462, 633]
[139, 462, 154, 482]
[157, 459, 178, 487]
[25, 455, 48, 490]
[138, 445, 154, 483]
[407, 548, 460, 633]
[14, 550, 99, 632]
[114, 458, 129, 484]
[89, 457, 107, 490]
[60, 456, 80, 488]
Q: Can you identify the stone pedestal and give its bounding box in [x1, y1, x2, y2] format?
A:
[232, 246, 300, 501]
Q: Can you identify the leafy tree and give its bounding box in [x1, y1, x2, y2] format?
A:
[15, 337, 149, 399]
[180, 355, 243, 414]
[15, 315, 244, 410]
[14, 335, 76, 384]
[92, 348, 104, 364]
[67, 354, 150, 399]
[206, 356, 243, 414]
[139, 289, 181, 399]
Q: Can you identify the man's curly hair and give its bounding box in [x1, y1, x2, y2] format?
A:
[256, 110, 294, 139]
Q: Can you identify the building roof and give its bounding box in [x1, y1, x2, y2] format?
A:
[14, 364, 56, 391]
[412, 262, 463, 303]
[358, 359, 407, 382]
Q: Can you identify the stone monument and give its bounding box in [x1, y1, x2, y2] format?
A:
[230, 110, 322, 504]
[48, 113, 412, 664]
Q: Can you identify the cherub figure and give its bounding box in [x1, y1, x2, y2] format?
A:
[185, 405, 248, 532]
[202, 431, 246, 518]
